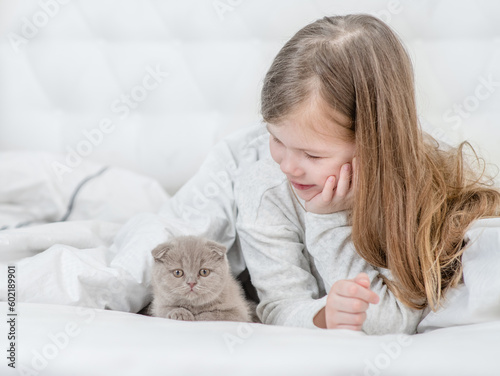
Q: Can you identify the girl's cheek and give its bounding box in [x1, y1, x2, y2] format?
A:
[269, 141, 282, 164]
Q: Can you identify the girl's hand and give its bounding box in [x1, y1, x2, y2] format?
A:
[325, 272, 379, 331]
[304, 158, 356, 214]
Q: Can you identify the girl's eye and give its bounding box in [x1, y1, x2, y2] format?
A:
[199, 269, 210, 277]
[272, 136, 282, 145]
[172, 269, 184, 278]
[305, 153, 320, 160]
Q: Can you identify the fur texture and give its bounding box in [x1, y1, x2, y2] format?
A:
[149, 236, 252, 322]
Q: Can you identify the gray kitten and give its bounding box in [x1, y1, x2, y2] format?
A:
[149, 236, 252, 322]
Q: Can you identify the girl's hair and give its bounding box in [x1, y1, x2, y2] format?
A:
[261, 14, 500, 310]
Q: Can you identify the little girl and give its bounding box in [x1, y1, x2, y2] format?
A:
[234, 14, 500, 333]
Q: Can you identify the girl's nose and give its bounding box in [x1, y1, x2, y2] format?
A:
[280, 151, 302, 177]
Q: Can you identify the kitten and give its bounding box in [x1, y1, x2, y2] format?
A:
[149, 235, 252, 322]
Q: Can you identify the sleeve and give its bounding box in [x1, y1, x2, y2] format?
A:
[304, 211, 424, 335]
[236, 187, 328, 329]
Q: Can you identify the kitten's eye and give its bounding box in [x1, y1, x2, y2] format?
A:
[199, 269, 210, 277]
[172, 269, 184, 278]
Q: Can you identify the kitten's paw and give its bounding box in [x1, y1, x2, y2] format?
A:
[166, 308, 195, 321]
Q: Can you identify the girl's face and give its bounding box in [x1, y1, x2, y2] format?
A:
[268, 103, 355, 202]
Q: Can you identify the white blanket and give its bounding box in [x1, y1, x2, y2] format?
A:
[0, 151, 170, 310]
[0, 126, 270, 312]
[0, 151, 169, 231]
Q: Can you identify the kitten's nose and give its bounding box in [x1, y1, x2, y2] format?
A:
[188, 282, 197, 290]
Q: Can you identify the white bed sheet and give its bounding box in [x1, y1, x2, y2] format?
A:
[3, 302, 499, 376]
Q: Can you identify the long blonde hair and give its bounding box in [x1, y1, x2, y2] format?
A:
[261, 14, 500, 310]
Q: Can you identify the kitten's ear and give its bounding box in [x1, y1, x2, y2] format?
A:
[205, 240, 227, 258]
[151, 242, 173, 261]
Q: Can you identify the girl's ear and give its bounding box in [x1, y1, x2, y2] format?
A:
[205, 240, 227, 258]
[151, 242, 173, 261]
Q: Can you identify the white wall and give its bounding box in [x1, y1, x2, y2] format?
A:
[0, 0, 499, 193]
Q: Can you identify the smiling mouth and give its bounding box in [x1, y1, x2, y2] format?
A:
[290, 181, 315, 191]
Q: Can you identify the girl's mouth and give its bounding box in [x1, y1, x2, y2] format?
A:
[291, 181, 315, 191]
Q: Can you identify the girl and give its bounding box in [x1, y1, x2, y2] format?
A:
[234, 14, 500, 333]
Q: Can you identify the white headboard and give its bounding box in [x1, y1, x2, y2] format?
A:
[1, 0, 499, 193]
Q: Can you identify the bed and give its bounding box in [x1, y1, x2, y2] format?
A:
[1, 1, 500, 375]
[4, 302, 500, 376]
